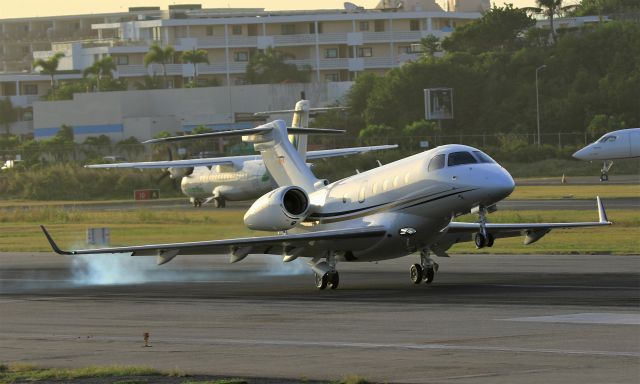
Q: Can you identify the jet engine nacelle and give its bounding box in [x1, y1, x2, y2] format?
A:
[243, 186, 310, 231]
[168, 167, 194, 179]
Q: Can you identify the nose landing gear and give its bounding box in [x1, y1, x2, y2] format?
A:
[600, 160, 613, 182]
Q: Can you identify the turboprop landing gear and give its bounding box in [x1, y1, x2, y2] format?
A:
[410, 250, 438, 285]
[312, 253, 339, 290]
[213, 197, 226, 208]
[600, 160, 613, 182]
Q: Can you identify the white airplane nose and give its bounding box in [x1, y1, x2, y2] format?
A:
[572, 148, 586, 160]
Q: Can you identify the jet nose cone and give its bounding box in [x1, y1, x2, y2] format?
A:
[573, 147, 589, 160]
[496, 170, 516, 199]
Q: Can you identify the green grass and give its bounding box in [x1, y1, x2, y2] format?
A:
[510, 185, 639, 199]
[0, 364, 160, 384]
[332, 375, 371, 384]
[181, 380, 248, 384]
[0, 207, 636, 254]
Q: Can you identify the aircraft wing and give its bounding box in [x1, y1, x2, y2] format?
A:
[40, 225, 387, 264]
[438, 197, 611, 251]
[85, 145, 397, 169]
[84, 155, 259, 169]
[306, 145, 398, 160]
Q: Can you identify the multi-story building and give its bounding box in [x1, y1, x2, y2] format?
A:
[0, 1, 487, 104]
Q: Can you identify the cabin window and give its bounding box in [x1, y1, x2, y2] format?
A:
[393, 176, 399, 188]
[404, 172, 411, 184]
[358, 187, 366, 203]
[427, 154, 445, 172]
[472, 151, 496, 164]
[598, 135, 617, 143]
[447, 151, 477, 167]
[372, 183, 378, 195]
[383, 179, 390, 191]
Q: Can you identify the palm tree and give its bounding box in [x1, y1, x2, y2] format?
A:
[83, 56, 117, 91]
[33, 52, 64, 99]
[533, 0, 577, 43]
[0, 97, 18, 136]
[182, 49, 209, 86]
[144, 44, 176, 88]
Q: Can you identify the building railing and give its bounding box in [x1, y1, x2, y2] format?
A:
[273, 34, 316, 45]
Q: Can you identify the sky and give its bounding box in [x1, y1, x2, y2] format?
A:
[0, 0, 566, 19]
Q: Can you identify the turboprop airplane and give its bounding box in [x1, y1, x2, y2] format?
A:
[86, 98, 392, 208]
[42, 120, 611, 290]
[572, 128, 640, 181]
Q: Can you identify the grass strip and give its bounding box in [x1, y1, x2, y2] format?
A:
[0, 209, 637, 254]
[509, 185, 639, 199]
[0, 364, 160, 383]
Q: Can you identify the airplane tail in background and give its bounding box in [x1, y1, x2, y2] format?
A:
[289, 96, 310, 160]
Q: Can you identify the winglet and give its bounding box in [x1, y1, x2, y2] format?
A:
[40, 225, 72, 255]
[596, 196, 610, 224]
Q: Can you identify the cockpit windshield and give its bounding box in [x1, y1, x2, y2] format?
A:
[447, 151, 478, 167]
[472, 151, 496, 163]
[427, 154, 446, 172]
[598, 135, 617, 143]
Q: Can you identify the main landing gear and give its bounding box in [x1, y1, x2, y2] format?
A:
[410, 249, 438, 285]
[600, 160, 613, 182]
[192, 198, 203, 208]
[313, 252, 339, 290]
[213, 197, 226, 208]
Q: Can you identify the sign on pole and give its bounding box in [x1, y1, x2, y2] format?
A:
[134, 189, 160, 201]
[424, 88, 454, 120]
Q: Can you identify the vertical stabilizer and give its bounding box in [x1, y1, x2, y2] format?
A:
[290, 93, 310, 159]
[245, 120, 320, 192]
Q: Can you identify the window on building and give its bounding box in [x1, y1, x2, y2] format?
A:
[325, 48, 338, 58]
[398, 46, 411, 54]
[281, 24, 296, 35]
[116, 55, 129, 65]
[374, 20, 385, 32]
[359, 21, 369, 31]
[23, 84, 38, 95]
[247, 24, 258, 36]
[308, 22, 323, 34]
[325, 73, 339, 82]
[22, 45, 30, 54]
[234, 51, 248, 62]
[357, 47, 372, 57]
[410, 19, 420, 31]
[231, 25, 242, 35]
[206, 26, 214, 36]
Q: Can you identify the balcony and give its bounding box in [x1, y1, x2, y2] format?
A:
[363, 57, 393, 68]
[273, 34, 316, 46]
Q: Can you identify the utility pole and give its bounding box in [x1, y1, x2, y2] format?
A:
[536, 64, 546, 148]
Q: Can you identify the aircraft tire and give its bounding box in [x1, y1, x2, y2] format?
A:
[410, 264, 423, 284]
[315, 273, 328, 290]
[328, 271, 340, 290]
[214, 198, 225, 208]
[486, 233, 495, 247]
[600, 173, 609, 182]
[474, 233, 486, 249]
[424, 267, 435, 284]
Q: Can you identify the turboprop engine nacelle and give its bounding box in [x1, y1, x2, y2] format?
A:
[243, 186, 310, 231]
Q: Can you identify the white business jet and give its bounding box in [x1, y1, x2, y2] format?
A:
[572, 128, 640, 181]
[42, 120, 611, 289]
[87, 98, 393, 208]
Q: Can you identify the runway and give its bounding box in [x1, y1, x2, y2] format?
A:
[1, 252, 638, 383]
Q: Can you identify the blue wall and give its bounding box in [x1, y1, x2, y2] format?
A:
[35, 124, 123, 139]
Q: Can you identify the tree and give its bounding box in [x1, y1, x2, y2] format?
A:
[420, 35, 441, 58]
[44, 125, 75, 162]
[182, 49, 210, 85]
[33, 52, 65, 100]
[83, 56, 117, 91]
[115, 136, 145, 161]
[245, 47, 311, 84]
[0, 97, 17, 136]
[134, 75, 163, 90]
[535, 0, 563, 43]
[144, 44, 176, 88]
[441, 5, 535, 53]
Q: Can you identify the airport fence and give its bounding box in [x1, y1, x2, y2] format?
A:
[0, 131, 593, 165]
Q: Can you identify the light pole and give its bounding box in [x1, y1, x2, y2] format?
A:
[535, 64, 546, 148]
